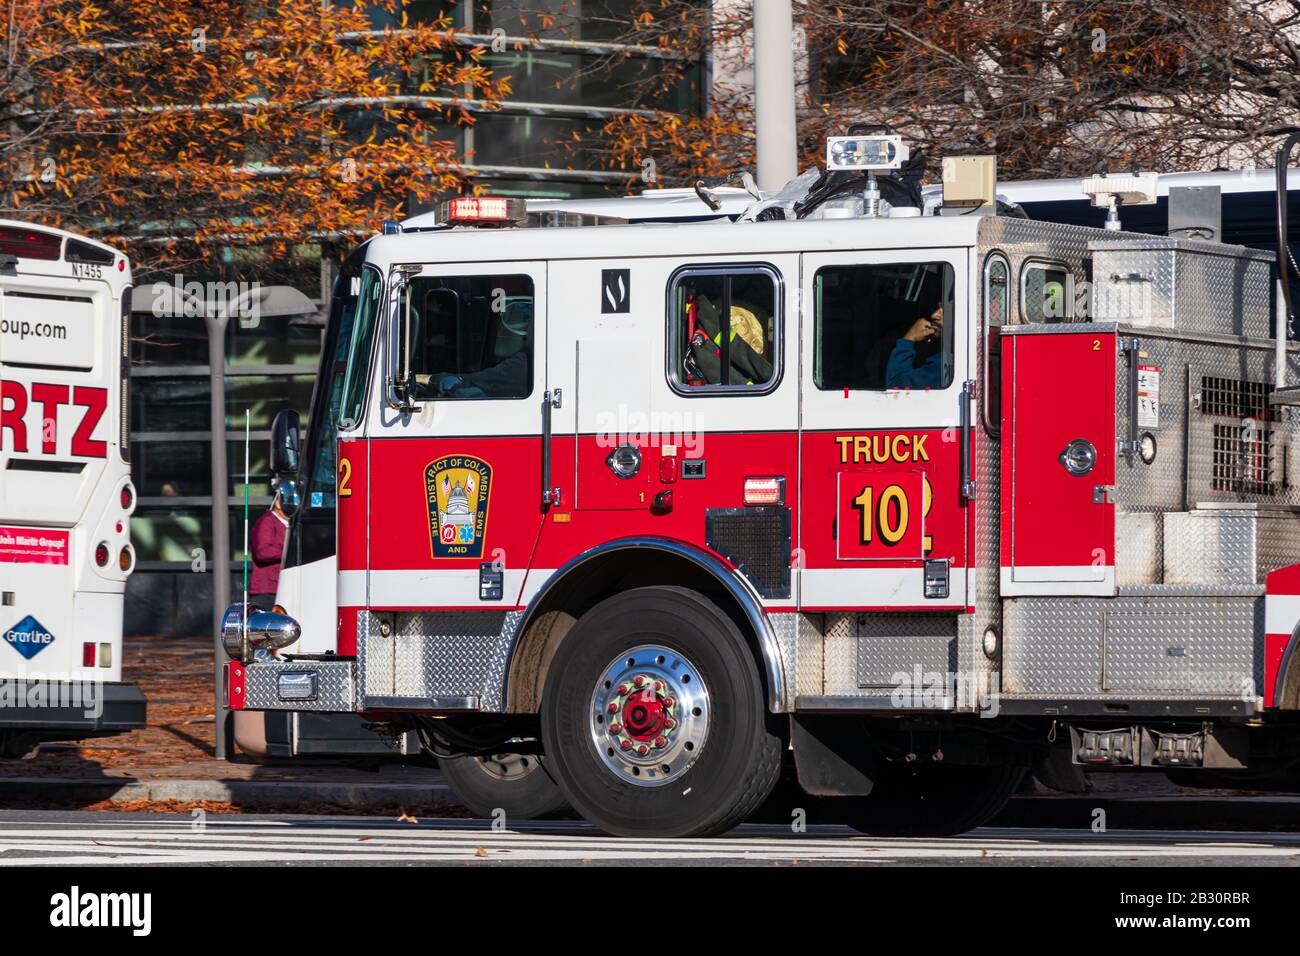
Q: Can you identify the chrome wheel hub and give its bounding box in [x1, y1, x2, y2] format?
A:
[590, 644, 710, 788]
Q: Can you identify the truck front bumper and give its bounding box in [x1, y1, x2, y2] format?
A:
[225, 659, 359, 713]
[0, 680, 147, 737]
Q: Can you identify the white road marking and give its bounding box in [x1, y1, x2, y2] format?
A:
[0, 818, 1296, 865]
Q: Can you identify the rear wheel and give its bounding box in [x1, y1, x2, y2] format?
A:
[541, 586, 782, 837]
[438, 751, 569, 821]
[842, 762, 1024, 837]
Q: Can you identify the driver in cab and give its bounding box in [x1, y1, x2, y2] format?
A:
[886, 300, 947, 389]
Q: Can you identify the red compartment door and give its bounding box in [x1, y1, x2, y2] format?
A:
[1002, 329, 1116, 595]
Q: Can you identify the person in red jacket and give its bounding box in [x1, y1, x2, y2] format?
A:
[248, 487, 290, 607]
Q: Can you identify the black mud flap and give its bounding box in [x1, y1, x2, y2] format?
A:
[789, 714, 877, 797]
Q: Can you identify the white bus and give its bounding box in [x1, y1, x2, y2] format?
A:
[0, 221, 144, 758]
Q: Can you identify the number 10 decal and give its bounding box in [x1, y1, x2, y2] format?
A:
[838, 471, 932, 560]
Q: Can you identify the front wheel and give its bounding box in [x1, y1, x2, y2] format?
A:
[541, 586, 782, 838]
[842, 762, 1024, 837]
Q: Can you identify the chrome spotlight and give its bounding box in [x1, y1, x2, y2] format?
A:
[221, 603, 302, 661]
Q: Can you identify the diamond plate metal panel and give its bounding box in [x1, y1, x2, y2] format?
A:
[1003, 594, 1261, 698]
[795, 612, 825, 696]
[823, 612, 858, 696]
[800, 613, 962, 695]
[243, 660, 357, 712]
[1101, 599, 1261, 694]
[770, 612, 800, 706]
[1090, 238, 1272, 338]
[1003, 598, 1104, 696]
[855, 614, 958, 691]
[392, 610, 522, 711]
[358, 610, 391, 700]
[357, 609, 520, 711]
[1164, 509, 1300, 585]
[1115, 510, 1161, 586]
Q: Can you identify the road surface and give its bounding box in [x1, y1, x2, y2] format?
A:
[0, 810, 1297, 865]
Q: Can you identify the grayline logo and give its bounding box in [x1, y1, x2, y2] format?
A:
[49, 886, 151, 936]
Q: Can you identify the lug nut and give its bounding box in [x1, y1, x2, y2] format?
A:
[617, 683, 630, 695]
[654, 736, 668, 748]
[609, 722, 622, 734]
[634, 675, 646, 687]
[608, 701, 619, 714]
[620, 739, 633, 751]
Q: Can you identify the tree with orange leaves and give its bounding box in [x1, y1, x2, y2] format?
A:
[1, 0, 510, 279]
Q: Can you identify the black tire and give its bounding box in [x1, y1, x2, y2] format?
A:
[439, 752, 569, 821]
[541, 586, 782, 837]
[842, 762, 1024, 837]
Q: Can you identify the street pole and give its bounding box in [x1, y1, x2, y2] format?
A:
[753, 0, 798, 192]
[205, 312, 231, 760]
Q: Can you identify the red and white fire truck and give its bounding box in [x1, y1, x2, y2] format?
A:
[225, 138, 1300, 837]
[0, 221, 144, 758]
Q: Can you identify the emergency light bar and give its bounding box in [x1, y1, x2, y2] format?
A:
[826, 135, 908, 172]
[439, 196, 527, 227]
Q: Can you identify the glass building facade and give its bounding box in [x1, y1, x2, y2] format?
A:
[124, 1, 707, 634]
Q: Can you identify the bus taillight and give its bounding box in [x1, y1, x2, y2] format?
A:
[95, 542, 110, 567]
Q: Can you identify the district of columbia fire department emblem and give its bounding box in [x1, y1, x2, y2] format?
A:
[425, 455, 492, 559]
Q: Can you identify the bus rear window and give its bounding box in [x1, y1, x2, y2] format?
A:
[0, 226, 61, 261]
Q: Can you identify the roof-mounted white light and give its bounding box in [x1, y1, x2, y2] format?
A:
[1082, 172, 1158, 231]
[826, 134, 911, 219]
[439, 196, 527, 227]
[826, 135, 908, 172]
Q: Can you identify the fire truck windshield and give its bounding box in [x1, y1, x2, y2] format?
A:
[300, 259, 368, 511]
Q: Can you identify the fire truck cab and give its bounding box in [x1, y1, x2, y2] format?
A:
[225, 150, 1300, 837]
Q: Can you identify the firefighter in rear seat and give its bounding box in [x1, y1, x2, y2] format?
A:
[686, 293, 773, 385]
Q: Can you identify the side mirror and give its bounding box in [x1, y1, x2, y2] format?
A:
[270, 409, 300, 478]
[387, 267, 426, 412]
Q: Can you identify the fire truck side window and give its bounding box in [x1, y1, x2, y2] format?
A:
[404, 275, 535, 400]
[339, 266, 384, 430]
[1021, 261, 1073, 323]
[668, 267, 779, 392]
[982, 254, 1009, 436]
[813, 261, 955, 391]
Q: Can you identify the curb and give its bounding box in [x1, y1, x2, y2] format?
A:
[0, 777, 456, 808]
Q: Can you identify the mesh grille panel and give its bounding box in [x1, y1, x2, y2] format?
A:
[1200, 375, 1271, 420]
[705, 507, 791, 599]
[1211, 422, 1278, 495]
